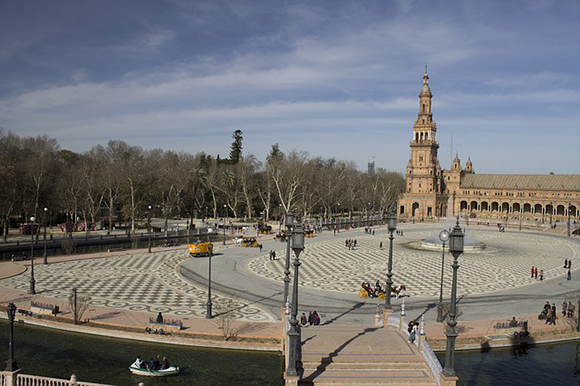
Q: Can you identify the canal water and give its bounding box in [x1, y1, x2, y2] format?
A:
[1, 320, 579, 385]
[0, 320, 283, 385]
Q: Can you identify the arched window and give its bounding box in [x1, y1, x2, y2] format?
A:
[422, 103, 426, 112]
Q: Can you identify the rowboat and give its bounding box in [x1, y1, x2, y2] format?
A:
[129, 364, 180, 377]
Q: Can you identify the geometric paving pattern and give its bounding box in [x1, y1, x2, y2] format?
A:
[0, 249, 274, 322]
[248, 226, 580, 298]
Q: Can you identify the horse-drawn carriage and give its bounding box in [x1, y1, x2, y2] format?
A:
[274, 230, 288, 242]
[240, 237, 258, 247]
[259, 225, 272, 235]
[358, 282, 406, 299]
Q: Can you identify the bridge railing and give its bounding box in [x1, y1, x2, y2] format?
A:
[1, 372, 111, 386]
[387, 314, 442, 386]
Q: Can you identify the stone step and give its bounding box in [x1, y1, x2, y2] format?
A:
[301, 361, 429, 371]
[299, 368, 437, 385]
[301, 353, 427, 364]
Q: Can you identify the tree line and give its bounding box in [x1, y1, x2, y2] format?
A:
[0, 128, 404, 240]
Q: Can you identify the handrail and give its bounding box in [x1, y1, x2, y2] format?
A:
[0, 371, 112, 386]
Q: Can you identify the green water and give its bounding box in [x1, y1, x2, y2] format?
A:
[0, 320, 283, 385]
[437, 343, 580, 385]
[3, 320, 580, 385]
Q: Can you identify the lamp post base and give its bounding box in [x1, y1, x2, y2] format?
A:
[436, 303, 444, 323]
[440, 373, 459, 386]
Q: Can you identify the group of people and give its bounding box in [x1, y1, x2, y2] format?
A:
[562, 301, 576, 318]
[539, 302, 558, 325]
[395, 230, 404, 236]
[133, 355, 171, 371]
[364, 227, 375, 235]
[300, 311, 321, 326]
[530, 266, 544, 281]
[564, 259, 572, 280]
[345, 239, 357, 250]
[268, 250, 277, 260]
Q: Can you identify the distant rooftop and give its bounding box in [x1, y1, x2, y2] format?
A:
[460, 174, 580, 191]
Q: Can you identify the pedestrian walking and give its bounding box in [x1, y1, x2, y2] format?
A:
[259, 243, 263, 252]
[272, 251, 276, 260]
[567, 269, 571, 281]
[308, 311, 314, 326]
[564, 259, 568, 268]
[269, 250, 273, 260]
[300, 312, 307, 326]
[531, 266, 535, 278]
[534, 267, 538, 279]
[539, 269, 544, 281]
[380, 241, 383, 249]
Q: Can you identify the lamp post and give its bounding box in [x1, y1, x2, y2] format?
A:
[437, 230, 449, 323]
[443, 218, 464, 379]
[29, 216, 36, 295]
[283, 212, 295, 306]
[223, 204, 227, 245]
[148, 205, 152, 253]
[286, 223, 305, 378]
[43, 207, 48, 264]
[385, 213, 397, 310]
[206, 243, 214, 319]
[568, 204, 571, 237]
[5, 302, 18, 371]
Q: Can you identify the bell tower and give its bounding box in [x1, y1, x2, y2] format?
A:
[408, 70, 442, 195]
[398, 70, 447, 219]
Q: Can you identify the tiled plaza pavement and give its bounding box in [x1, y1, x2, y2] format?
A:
[249, 227, 580, 297]
[0, 225, 578, 324]
[0, 246, 274, 322]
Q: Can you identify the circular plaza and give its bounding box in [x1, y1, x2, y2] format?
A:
[1, 222, 578, 324]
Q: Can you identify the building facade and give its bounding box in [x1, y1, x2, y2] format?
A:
[398, 72, 580, 224]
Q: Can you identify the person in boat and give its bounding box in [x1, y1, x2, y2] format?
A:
[163, 357, 171, 369]
[149, 357, 156, 370]
[153, 356, 160, 370]
[133, 356, 145, 368]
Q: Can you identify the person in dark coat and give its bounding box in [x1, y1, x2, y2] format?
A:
[308, 311, 314, 326]
[300, 313, 307, 326]
[156, 312, 163, 323]
[313, 311, 320, 325]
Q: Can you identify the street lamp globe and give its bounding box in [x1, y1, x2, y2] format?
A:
[387, 213, 397, 233]
[30, 216, 35, 222]
[286, 212, 294, 228]
[449, 221, 464, 257]
[291, 224, 305, 252]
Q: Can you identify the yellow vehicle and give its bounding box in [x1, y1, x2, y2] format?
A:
[305, 230, 315, 238]
[188, 242, 213, 257]
[274, 230, 288, 241]
[259, 225, 272, 235]
[241, 237, 258, 247]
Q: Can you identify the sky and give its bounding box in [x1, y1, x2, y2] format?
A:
[1, 0, 579, 174]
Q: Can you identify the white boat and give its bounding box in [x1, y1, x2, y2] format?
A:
[129, 363, 180, 377]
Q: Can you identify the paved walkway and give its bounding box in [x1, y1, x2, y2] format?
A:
[0, 222, 579, 353]
[300, 324, 437, 385]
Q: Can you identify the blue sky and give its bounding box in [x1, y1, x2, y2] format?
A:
[1, 0, 579, 174]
